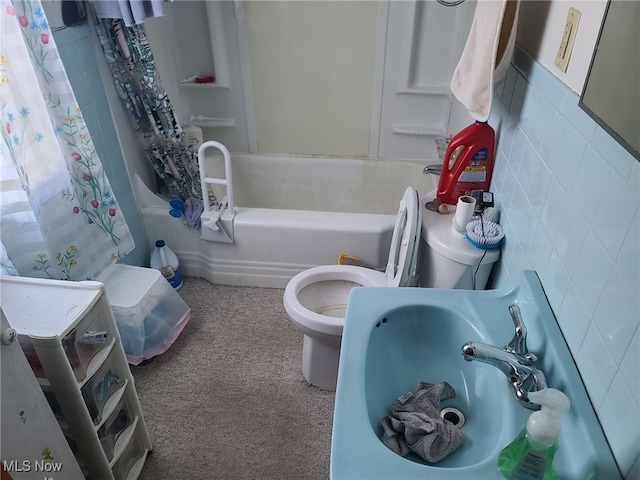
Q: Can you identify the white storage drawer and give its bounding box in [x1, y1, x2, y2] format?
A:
[99, 391, 135, 462]
[82, 348, 128, 425]
[1, 276, 153, 480]
[112, 423, 150, 480]
[61, 302, 113, 382]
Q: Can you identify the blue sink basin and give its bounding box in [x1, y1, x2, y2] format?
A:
[331, 271, 621, 479]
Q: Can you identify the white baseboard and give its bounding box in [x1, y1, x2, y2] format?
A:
[177, 250, 303, 289]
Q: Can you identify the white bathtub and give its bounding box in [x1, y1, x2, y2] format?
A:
[137, 153, 438, 288]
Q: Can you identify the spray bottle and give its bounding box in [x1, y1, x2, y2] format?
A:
[497, 388, 570, 480]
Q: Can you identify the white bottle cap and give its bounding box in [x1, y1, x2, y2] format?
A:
[526, 388, 571, 447]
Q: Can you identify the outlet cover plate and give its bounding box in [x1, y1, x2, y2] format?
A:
[555, 7, 581, 72]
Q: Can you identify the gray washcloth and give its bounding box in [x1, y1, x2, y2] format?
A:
[381, 381, 464, 463]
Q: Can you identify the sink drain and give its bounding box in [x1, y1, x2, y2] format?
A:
[440, 407, 465, 429]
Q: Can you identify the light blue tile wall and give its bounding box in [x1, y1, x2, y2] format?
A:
[53, 23, 150, 267]
[488, 47, 639, 477]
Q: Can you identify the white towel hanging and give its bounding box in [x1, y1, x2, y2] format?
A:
[450, 0, 520, 122]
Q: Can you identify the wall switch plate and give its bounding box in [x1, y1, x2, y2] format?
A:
[555, 7, 581, 73]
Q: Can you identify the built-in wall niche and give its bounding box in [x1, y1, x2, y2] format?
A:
[170, 1, 228, 87]
[166, 1, 234, 128]
[148, 1, 252, 151]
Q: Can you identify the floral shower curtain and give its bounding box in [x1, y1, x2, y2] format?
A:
[91, 9, 203, 206]
[0, 0, 135, 280]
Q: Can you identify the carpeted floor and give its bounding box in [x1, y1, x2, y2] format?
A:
[131, 277, 336, 480]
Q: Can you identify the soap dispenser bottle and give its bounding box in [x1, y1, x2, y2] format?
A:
[497, 388, 570, 480]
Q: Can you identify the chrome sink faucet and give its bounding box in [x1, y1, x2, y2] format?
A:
[461, 304, 547, 410]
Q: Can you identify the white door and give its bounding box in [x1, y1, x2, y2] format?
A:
[1, 310, 84, 480]
[372, 0, 476, 159]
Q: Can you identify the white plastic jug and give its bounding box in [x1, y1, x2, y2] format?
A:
[150, 240, 183, 290]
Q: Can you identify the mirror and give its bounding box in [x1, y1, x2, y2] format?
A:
[579, 0, 639, 161]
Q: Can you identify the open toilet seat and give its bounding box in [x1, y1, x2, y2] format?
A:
[283, 187, 421, 337]
[384, 186, 422, 287]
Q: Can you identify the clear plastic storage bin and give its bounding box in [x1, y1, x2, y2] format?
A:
[98, 264, 191, 365]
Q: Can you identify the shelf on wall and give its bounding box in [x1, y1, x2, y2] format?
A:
[189, 117, 236, 128]
[178, 81, 229, 90]
[391, 124, 446, 136]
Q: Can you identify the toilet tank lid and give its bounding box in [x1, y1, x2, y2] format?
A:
[421, 191, 500, 265]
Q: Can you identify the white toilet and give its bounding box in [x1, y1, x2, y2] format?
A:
[283, 188, 500, 391]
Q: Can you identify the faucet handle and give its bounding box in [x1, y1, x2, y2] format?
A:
[505, 304, 536, 362]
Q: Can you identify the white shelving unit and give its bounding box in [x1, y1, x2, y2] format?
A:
[1, 276, 152, 480]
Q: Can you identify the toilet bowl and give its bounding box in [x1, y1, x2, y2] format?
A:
[284, 187, 422, 391]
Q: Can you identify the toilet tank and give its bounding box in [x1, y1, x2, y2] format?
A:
[418, 192, 500, 290]
[418, 242, 496, 289]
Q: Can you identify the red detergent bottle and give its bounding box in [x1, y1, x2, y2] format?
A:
[436, 121, 496, 205]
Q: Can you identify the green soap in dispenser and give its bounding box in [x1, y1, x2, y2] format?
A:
[498, 388, 570, 480]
